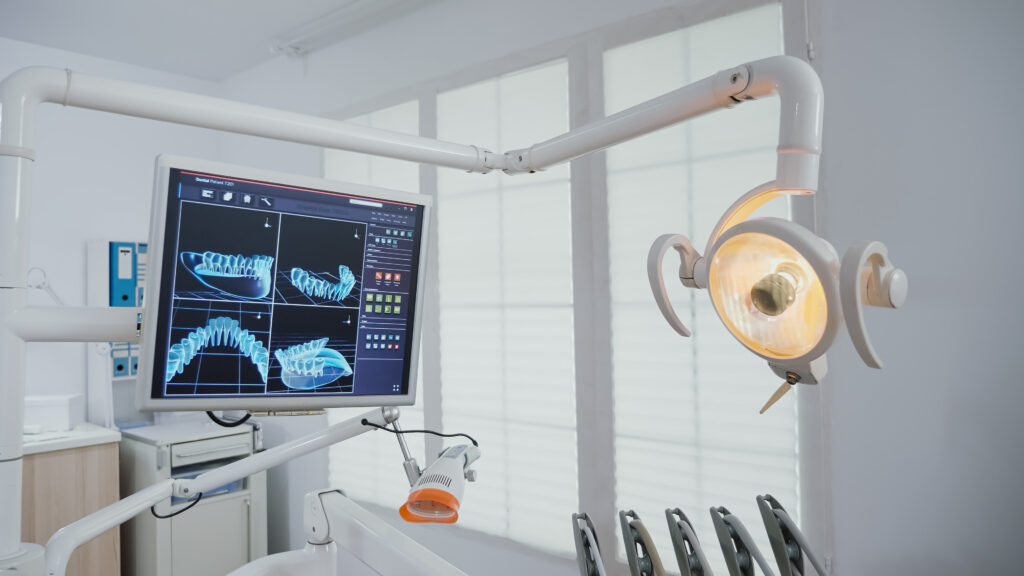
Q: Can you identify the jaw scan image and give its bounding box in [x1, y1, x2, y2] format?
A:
[173, 203, 280, 303]
[273, 215, 366, 307]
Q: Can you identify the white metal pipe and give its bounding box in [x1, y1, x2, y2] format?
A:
[0, 67, 68, 152]
[0, 66, 493, 172]
[174, 407, 397, 498]
[504, 66, 748, 173]
[10, 306, 141, 342]
[44, 479, 174, 576]
[0, 154, 32, 559]
[0, 461, 24, 559]
[740, 56, 824, 191]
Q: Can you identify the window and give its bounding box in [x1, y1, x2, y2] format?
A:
[605, 4, 797, 571]
[435, 60, 578, 554]
[322, 2, 800, 567]
[324, 101, 426, 506]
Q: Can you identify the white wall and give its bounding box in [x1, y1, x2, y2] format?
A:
[0, 37, 221, 402]
[807, 0, 1024, 573]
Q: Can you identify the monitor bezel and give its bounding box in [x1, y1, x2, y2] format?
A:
[137, 154, 431, 412]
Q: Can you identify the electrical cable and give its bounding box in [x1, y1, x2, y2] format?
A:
[151, 493, 203, 519]
[207, 411, 252, 427]
[360, 419, 479, 447]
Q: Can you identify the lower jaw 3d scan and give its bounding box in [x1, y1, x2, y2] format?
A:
[289, 265, 356, 303]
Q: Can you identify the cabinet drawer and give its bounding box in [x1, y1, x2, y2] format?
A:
[170, 433, 252, 468]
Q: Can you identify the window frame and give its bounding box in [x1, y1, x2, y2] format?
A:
[319, 0, 826, 569]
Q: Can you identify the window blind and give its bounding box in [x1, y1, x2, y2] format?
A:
[435, 60, 579, 555]
[604, 5, 799, 572]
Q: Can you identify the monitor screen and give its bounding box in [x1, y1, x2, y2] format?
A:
[138, 155, 430, 411]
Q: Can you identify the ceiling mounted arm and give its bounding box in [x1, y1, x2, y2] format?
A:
[502, 55, 822, 193]
[734, 57, 824, 192]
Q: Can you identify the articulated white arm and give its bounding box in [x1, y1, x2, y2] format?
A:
[41, 408, 398, 576]
[504, 56, 822, 191]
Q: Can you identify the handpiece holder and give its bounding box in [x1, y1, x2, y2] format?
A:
[572, 512, 608, 576]
[710, 506, 777, 576]
[620, 510, 666, 576]
[666, 508, 715, 576]
[756, 495, 826, 576]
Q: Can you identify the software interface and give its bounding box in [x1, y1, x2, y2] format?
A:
[151, 168, 424, 400]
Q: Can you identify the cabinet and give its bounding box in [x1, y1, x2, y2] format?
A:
[119, 421, 267, 576]
[21, 425, 122, 576]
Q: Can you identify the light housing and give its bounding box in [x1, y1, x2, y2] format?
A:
[400, 444, 480, 524]
[647, 180, 906, 411]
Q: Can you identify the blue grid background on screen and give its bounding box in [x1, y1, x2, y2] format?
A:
[273, 268, 362, 307]
[163, 299, 272, 396]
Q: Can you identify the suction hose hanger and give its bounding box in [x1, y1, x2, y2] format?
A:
[666, 508, 715, 576]
[620, 510, 666, 576]
[756, 495, 826, 576]
[710, 506, 777, 576]
[572, 512, 608, 576]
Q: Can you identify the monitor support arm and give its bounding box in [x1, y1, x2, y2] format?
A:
[0, 55, 822, 573]
[42, 407, 398, 576]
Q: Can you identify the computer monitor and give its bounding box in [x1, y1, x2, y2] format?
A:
[138, 155, 430, 411]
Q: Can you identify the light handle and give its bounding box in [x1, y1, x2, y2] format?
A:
[841, 241, 907, 369]
[647, 234, 701, 337]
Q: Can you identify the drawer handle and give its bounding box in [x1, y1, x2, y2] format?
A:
[174, 443, 249, 459]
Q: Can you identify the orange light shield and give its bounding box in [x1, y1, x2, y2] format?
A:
[400, 488, 460, 524]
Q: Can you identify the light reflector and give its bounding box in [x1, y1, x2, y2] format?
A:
[708, 231, 828, 360]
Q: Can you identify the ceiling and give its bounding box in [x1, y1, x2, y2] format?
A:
[0, 0, 438, 81]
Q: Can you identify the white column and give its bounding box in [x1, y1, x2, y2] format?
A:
[0, 154, 32, 559]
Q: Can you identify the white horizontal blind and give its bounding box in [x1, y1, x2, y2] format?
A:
[323, 101, 426, 507]
[605, 4, 799, 572]
[435, 60, 579, 555]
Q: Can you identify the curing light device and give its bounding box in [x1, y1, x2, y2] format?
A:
[400, 444, 481, 524]
[649, 185, 908, 413]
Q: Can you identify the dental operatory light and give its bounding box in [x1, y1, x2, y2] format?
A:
[648, 183, 908, 413]
[400, 444, 481, 524]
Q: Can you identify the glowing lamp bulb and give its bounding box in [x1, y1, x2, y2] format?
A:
[750, 270, 797, 316]
[708, 230, 831, 361]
